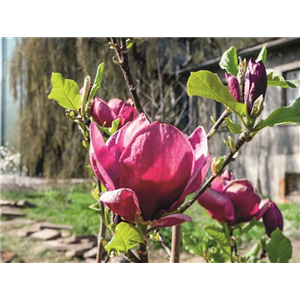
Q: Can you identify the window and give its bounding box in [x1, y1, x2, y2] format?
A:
[284, 69, 300, 106]
[285, 173, 300, 202]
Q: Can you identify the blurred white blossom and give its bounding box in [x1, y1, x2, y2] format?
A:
[0, 144, 28, 175]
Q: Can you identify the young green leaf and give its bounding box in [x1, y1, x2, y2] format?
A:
[255, 97, 300, 130]
[187, 70, 246, 118]
[109, 118, 120, 135]
[105, 222, 144, 255]
[267, 69, 300, 88]
[266, 228, 292, 263]
[88, 202, 101, 211]
[225, 117, 243, 134]
[126, 38, 137, 49]
[87, 63, 104, 105]
[204, 224, 230, 245]
[48, 73, 82, 111]
[244, 243, 260, 260]
[219, 46, 239, 76]
[256, 44, 267, 64]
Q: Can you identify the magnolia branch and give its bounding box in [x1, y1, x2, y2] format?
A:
[180, 131, 250, 213]
[110, 37, 148, 119]
[207, 109, 231, 140]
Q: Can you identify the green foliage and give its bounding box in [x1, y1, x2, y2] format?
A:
[215, 155, 226, 174]
[48, 73, 82, 111]
[187, 70, 246, 118]
[266, 228, 292, 263]
[219, 46, 239, 76]
[256, 97, 300, 130]
[225, 117, 243, 134]
[87, 63, 104, 104]
[126, 38, 137, 49]
[109, 118, 120, 135]
[203, 224, 231, 263]
[256, 44, 267, 64]
[267, 69, 300, 88]
[105, 222, 144, 255]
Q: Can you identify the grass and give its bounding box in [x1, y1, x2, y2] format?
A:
[1, 185, 299, 259]
[1, 184, 100, 236]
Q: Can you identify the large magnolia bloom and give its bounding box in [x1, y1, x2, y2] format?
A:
[90, 114, 210, 228]
[198, 171, 283, 236]
[198, 171, 271, 225]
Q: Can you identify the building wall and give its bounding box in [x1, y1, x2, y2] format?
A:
[186, 41, 300, 203]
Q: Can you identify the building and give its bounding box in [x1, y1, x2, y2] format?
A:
[0, 37, 21, 148]
[179, 37, 300, 203]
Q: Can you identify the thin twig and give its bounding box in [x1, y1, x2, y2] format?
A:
[110, 37, 149, 120]
[137, 243, 149, 263]
[155, 231, 171, 257]
[207, 109, 231, 140]
[125, 250, 141, 263]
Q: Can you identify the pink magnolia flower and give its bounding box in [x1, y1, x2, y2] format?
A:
[197, 171, 270, 225]
[91, 98, 137, 128]
[89, 114, 210, 228]
[79, 85, 137, 128]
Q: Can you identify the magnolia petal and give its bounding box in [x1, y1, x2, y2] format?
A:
[211, 170, 235, 192]
[225, 73, 241, 102]
[117, 100, 137, 127]
[263, 201, 284, 237]
[153, 214, 192, 228]
[224, 180, 262, 223]
[168, 126, 209, 213]
[119, 122, 194, 221]
[255, 198, 271, 220]
[91, 97, 117, 127]
[90, 123, 119, 190]
[198, 189, 235, 223]
[89, 146, 116, 191]
[116, 113, 150, 152]
[107, 98, 124, 115]
[100, 188, 141, 223]
[243, 58, 267, 112]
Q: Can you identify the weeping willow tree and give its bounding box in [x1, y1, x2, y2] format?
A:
[10, 37, 269, 178]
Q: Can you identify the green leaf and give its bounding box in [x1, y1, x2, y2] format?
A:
[267, 69, 300, 88]
[256, 44, 267, 64]
[109, 118, 120, 135]
[88, 202, 101, 211]
[225, 117, 243, 134]
[105, 222, 144, 255]
[256, 97, 300, 130]
[240, 217, 257, 236]
[87, 63, 104, 104]
[126, 38, 137, 49]
[214, 155, 226, 174]
[204, 224, 229, 245]
[182, 233, 203, 257]
[187, 71, 246, 118]
[48, 73, 82, 111]
[244, 243, 260, 260]
[266, 228, 292, 263]
[219, 46, 239, 76]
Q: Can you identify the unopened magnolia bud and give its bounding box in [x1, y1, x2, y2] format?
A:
[250, 95, 264, 118]
[211, 157, 218, 176]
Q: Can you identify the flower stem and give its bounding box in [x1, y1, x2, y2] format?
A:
[170, 225, 181, 263]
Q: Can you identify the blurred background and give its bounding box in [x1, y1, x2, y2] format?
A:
[0, 37, 299, 263]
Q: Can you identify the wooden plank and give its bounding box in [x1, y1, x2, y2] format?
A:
[31, 229, 61, 241]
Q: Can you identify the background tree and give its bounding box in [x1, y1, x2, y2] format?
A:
[10, 37, 269, 178]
